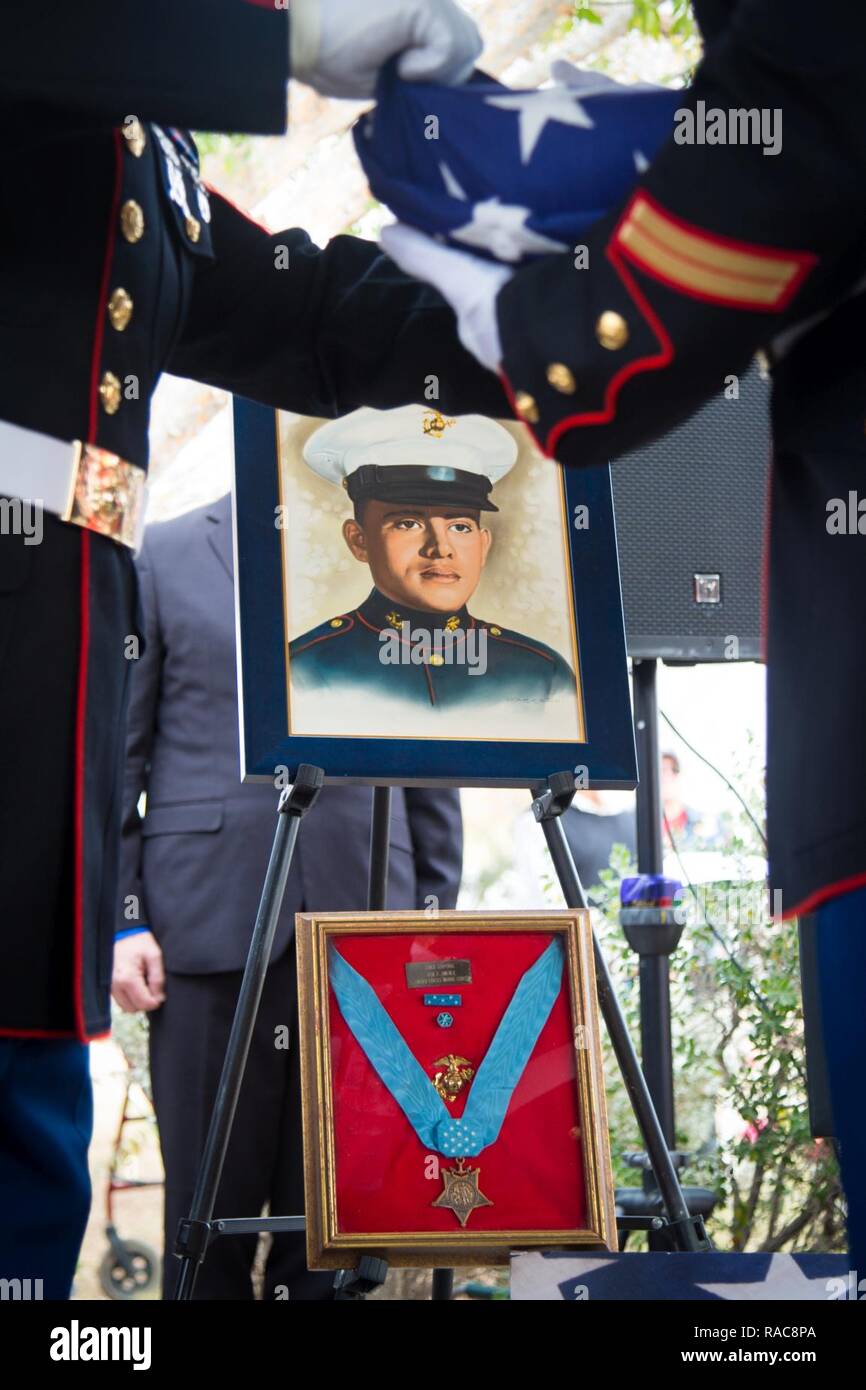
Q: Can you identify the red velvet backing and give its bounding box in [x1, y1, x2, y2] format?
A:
[328, 932, 587, 1234]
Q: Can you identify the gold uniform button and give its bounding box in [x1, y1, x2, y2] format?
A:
[99, 371, 122, 415]
[514, 391, 539, 424]
[329, 618, 344, 629]
[489, 626, 502, 637]
[122, 117, 147, 158]
[595, 310, 629, 351]
[120, 200, 145, 243]
[546, 362, 576, 394]
[185, 215, 201, 244]
[107, 288, 133, 332]
[428, 653, 445, 667]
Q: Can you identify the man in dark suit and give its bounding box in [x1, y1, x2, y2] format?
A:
[112, 494, 464, 1300]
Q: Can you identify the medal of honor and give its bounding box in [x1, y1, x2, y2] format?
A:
[328, 938, 564, 1227]
[432, 1158, 493, 1227]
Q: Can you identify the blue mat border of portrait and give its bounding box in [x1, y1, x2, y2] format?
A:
[232, 395, 637, 788]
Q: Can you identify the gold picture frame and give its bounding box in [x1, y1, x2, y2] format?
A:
[296, 910, 617, 1269]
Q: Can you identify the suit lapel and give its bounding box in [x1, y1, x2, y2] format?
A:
[206, 495, 234, 582]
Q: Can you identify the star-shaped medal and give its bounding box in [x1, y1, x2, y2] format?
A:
[432, 1159, 493, 1228]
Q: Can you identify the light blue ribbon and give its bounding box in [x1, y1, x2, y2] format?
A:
[328, 937, 564, 1158]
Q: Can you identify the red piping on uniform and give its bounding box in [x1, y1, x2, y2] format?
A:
[778, 870, 866, 923]
[291, 615, 355, 655]
[621, 190, 817, 313]
[204, 183, 271, 233]
[0, 1027, 77, 1039]
[69, 128, 124, 1042]
[88, 131, 124, 442]
[545, 237, 674, 454]
[0, 1026, 110, 1042]
[498, 372, 548, 456]
[617, 235, 810, 313]
[488, 631, 553, 662]
[618, 225, 807, 313]
[623, 217, 804, 292]
[357, 611, 392, 638]
[357, 610, 469, 648]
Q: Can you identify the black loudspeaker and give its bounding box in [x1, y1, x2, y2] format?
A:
[610, 373, 834, 1138]
[609, 365, 771, 662]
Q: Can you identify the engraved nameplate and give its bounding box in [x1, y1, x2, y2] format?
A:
[405, 959, 472, 989]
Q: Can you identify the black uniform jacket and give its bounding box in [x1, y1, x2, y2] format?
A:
[496, 0, 866, 917]
[0, 2, 507, 1038]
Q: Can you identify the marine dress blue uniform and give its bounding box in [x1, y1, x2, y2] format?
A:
[291, 587, 575, 709]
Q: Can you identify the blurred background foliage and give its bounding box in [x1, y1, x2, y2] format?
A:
[576, 0, 695, 36]
[584, 752, 844, 1254]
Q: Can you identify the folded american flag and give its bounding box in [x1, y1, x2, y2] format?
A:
[354, 63, 680, 267]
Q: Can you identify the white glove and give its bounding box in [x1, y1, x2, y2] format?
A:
[290, 0, 482, 99]
[380, 223, 511, 372]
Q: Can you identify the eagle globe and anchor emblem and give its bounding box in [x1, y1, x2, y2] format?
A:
[429, 1054, 493, 1227]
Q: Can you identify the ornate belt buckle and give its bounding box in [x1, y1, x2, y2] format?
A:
[65, 442, 147, 549]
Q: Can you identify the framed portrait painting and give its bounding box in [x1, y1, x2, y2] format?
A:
[232, 397, 635, 786]
[295, 910, 616, 1269]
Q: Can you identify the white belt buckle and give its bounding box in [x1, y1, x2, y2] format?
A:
[63, 441, 147, 550]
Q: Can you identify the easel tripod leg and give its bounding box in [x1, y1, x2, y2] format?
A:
[172, 766, 324, 1300]
[431, 1268, 454, 1300]
[539, 812, 704, 1252]
[367, 785, 392, 911]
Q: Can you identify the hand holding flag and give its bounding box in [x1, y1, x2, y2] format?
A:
[368, 62, 679, 369]
[380, 224, 510, 371]
[291, 0, 482, 100]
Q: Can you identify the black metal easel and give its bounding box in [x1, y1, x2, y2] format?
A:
[173, 766, 323, 1301]
[533, 768, 708, 1254]
[174, 753, 708, 1302]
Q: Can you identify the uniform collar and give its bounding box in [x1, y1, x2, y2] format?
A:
[357, 587, 473, 635]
